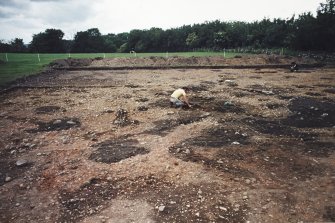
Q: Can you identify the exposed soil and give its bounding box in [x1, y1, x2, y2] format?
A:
[0, 55, 334, 223]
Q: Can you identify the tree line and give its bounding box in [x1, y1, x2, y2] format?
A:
[1, 0, 334, 53]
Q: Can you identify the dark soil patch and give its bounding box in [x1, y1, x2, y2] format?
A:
[27, 118, 80, 133]
[233, 92, 250, 97]
[35, 106, 64, 114]
[305, 92, 324, 96]
[0, 157, 33, 186]
[283, 97, 335, 128]
[125, 84, 141, 88]
[294, 85, 313, 89]
[101, 109, 114, 114]
[135, 98, 149, 102]
[277, 95, 294, 100]
[323, 206, 335, 222]
[211, 101, 245, 113]
[154, 91, 170, 96]
[192, 96, 216, 102]
[284, 75, 296, 79]
[324, 88, 335, 94]
[201, 81, 216, 85]
[190, 97, 245, 113]
[144, 111, 208, 136]
[253, 143, 328, 181]
[255, 71, 278, 74]
[169, 146, 255, 178]
[268, 154, 327, 181]
[89, 137, 149, 163]
[168, 125, 251, 176]
[185, 126, 249, 147]
[186, 84, 210, 92]
[144, 119, 179, 136]
[314, 84, 333, 88]
[249, 76, 262, 79]
[138, 105, 148, 111]
[190, 96, 216, 108]
[303, 141, 335, 157]
[244, 118, 315, 140]
[58, 178, 118, 222]
[247, 84, 291, 95]
[149, 99, 169, 108]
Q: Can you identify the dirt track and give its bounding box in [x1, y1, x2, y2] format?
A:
[0, 56, 335, 222]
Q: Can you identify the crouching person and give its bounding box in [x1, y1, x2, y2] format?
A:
[290, 62, 299, 72]
[170, 87, 192, 108]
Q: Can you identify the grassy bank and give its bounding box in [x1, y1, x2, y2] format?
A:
[0, 52, 239, 86]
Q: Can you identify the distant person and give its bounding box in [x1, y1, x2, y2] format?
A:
[290, 62, 299, 72]
[170, 87, 192, 108]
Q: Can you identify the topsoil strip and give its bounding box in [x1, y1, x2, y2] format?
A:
[53, 63, 324, 71]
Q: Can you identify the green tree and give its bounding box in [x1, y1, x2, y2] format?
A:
[29, 29, 65, 53]
[316, 0, 335, 51]
[128, 29, 145, 52]
[0, 40, 10, 53]
[164, 26, 190, 52]
[186, 32, 199, 49]
[119, 43, 129, 53]
[72, 28, 105, 53]
[10, 38, 26, 52]
[214, 31, 229, 49]
[103, 34, 117, 52]
[146, 28, 164, 52]
[292, 13, 318, 50]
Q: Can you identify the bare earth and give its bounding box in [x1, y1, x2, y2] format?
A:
[0, 56, 334, 223]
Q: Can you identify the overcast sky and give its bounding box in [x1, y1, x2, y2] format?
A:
[0, 0, 323, 44]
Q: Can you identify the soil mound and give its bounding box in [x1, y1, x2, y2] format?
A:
[113, 109, 139, 126]
[46, 55, 319, 69]
[89, 55, 317, 67]
[49, 58, 92, 68]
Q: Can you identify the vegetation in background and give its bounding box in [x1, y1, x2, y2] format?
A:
[0, 0, 334, 53]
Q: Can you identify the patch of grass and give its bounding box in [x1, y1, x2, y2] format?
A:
[0, 52, 240, 86]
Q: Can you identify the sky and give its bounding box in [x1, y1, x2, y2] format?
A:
[0, 0, 324, 44]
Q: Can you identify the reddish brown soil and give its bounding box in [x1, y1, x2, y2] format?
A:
[0, 56, 334, 223]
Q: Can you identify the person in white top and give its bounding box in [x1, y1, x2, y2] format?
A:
[170, 87, 192, 108]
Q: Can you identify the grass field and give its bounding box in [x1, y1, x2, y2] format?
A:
[0, 52, 240, 86]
